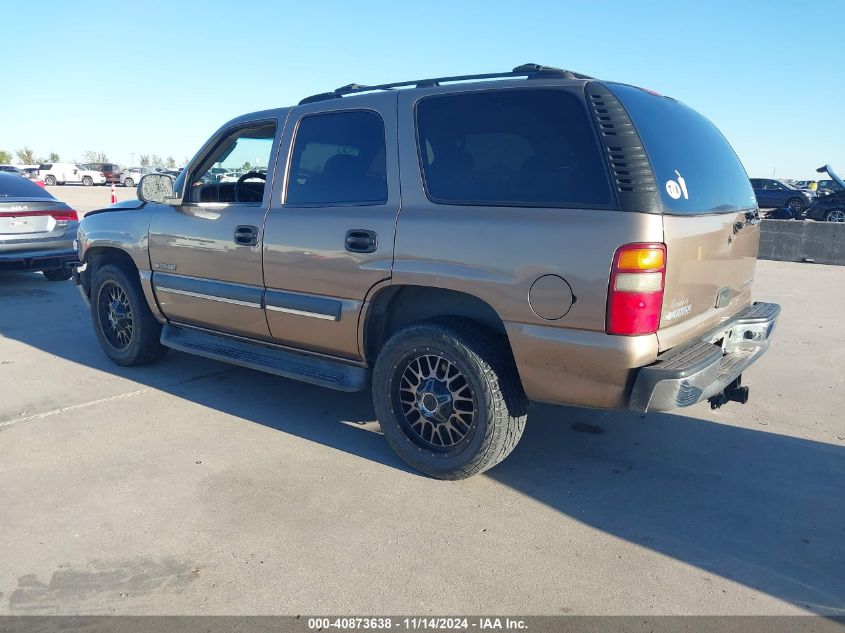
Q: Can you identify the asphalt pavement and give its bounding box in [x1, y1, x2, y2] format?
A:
[0, 259, 843, 615]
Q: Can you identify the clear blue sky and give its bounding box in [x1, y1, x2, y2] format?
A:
[3, 0, 843, 179]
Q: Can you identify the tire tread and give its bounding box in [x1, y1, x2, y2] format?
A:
[91, 263, 166, 366]
[373, 318, 528, 479]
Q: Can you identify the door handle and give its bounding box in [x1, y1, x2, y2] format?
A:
[234, 225, 258, 246]
[345, 229, 378, 253]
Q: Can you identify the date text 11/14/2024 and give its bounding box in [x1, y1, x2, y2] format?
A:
[307, 617, 528, 630]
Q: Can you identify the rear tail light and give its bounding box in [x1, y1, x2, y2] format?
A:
[606, 243, 666, 336]
[0, 209, 78, 222]
[51, 209, 78, 221]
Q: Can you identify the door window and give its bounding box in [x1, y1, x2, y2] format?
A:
[286, 110, 387, 206]
[189, 122, 277, 203]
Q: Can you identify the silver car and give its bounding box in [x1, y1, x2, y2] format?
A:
[0, 173, 78, 280]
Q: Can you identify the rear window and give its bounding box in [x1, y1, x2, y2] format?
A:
[415, 89, 612, 208]
[0, 174, 55, 198]
[609, 83, 756, 214]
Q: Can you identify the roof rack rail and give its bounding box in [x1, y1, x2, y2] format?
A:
[298, 63, 592, 105]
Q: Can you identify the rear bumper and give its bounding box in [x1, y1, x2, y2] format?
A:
[629, 302, 781, 412]
[0, 248, 78, 271]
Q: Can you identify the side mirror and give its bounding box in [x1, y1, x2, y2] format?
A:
[138, 173, 176, 203]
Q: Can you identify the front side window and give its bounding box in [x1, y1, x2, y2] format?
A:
[189, 122, 277, 203]
[286, 110, 387, 206]
[415, 89, 612, 207]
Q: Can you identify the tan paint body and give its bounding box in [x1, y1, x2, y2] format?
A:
[77, 79, 760, 410]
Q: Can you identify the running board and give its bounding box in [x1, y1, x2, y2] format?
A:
[160, 325, 368, 392]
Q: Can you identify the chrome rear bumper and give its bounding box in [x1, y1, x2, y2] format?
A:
[629, 302, 781, 412]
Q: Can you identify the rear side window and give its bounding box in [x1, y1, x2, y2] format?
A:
[415, 89, 612, 207]
[609, 83, 757, 214]
[0, 174, 55, 198]
[286, 110, 387, 206]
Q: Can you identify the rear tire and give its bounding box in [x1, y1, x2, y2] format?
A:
[82, 176, 93, 187]
[44, 175, 56, 186]
[90, 263, 167, 366]
[42, 268, 73, 281]
[124, 178, 134, 188]
[373, 319, 528, 479]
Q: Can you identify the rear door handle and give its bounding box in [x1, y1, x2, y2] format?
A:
[345, 229, 378, 253]
[234, 225, 258, 246]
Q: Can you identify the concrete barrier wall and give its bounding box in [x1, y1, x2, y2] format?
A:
[758, 220, 844, 265]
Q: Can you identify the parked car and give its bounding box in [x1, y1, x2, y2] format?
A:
[749, 178, 812, 214]
[794, 180, 818, 191]
[0, 165, 27, 177]
[38, 163, 106, 186]
[805, 165, 845, 222]
[0, 172, 78, 280]
[74, 63, 780, 479]
[120, 166, 155, 188]
[816, 178, 843, 196]
[79, 162, 123, 184]
[19, 168, 45, 187]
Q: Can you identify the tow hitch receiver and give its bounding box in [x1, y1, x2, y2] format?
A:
[709, 376, 750, 410]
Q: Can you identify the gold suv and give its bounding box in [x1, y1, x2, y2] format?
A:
[75, 64, 780, 479]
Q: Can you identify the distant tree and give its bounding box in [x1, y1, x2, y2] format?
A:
[150, 154, 164, 168]
[48, 152, 60, 162]
[82, 150, 109, 163]
[0, 150, 12, 164]
[139, 154, 150, 166]
[166, 156, 176, 168]
[16, 146, 36, 164]
[242, 161, 251, 170]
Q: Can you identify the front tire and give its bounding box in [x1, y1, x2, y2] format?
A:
[42, 268, 73, 281]
[82, 176, 93, 187]
[786, 197, 805, 214]
[373, 319, 528, 479]
[825, 208, 845, 222]
[90, 263, 167, 366]
[123, 177, 134, 188]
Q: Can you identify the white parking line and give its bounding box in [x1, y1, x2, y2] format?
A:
[0, 387, 152, 429]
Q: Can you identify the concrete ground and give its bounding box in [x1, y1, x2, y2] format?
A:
[0, 260, 843, 616]
[43, 184, 137, 216]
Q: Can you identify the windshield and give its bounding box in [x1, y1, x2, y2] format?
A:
[609, 83, 757, 214]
